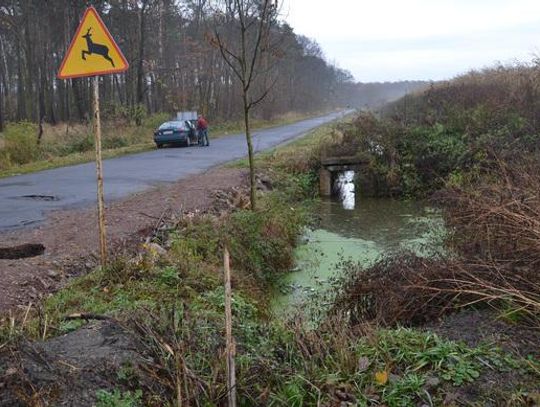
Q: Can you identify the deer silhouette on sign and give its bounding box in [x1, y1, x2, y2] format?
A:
[81, 27, 115, 67]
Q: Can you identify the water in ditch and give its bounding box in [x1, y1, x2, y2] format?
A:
[273, 170, 446, 312]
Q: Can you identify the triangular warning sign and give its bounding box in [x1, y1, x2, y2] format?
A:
[58, 7, 128, 79]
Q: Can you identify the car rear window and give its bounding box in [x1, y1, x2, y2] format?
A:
[159, 121, 186, 130]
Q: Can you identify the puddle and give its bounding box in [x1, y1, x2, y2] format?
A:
[18, 195, 60, 201]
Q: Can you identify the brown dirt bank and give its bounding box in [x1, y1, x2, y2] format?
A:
[0, 320, 143, 407]
[0, 167, 248, 313]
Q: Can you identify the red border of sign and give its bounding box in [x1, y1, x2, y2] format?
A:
[58, 6, 129, 79]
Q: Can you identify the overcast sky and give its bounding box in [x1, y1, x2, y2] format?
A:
[281, 0, 540, 82]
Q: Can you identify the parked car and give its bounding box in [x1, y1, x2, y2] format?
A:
[154, 120, 198, 148]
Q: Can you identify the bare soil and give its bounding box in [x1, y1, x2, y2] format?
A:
[0, 320, 142, 407]
[430, 309, 540, 358]
[0, 167, 248, 313]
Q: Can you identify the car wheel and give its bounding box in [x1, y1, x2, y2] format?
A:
[156, 143, 163, 149]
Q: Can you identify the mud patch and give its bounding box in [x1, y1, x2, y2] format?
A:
[0, 243, 45, 259]
[0, 321, 142, 407]
[429, 309, 540, 358]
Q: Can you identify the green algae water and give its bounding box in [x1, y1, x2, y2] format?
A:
[273, 172, 445, 312]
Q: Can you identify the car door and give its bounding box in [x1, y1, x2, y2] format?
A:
[185, 120, 196, 143]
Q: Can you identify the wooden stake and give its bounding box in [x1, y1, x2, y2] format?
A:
[175, 353, 183, 407]
[93, 76, 107, 267]
[223, 246, 236, 407]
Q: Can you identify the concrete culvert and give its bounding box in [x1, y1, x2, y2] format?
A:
[0, 243, 45, 259]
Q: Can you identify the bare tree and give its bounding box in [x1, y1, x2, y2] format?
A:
[0, 83, 4, 133]
[211, 0, 279, 210]
[0, 1, 355, 132]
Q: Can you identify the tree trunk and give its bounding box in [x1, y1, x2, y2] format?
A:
[242, 92, 256, 210]
[16, 38, 25, 121]
[0, 81, 4, 133]
[72, 79, 86, 122]
[136, 0, 148, 122]
[0, 34, 8, 128]
[36, 64, 45, 144]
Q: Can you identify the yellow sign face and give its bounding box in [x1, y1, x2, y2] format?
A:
[58, 7, 128, 79]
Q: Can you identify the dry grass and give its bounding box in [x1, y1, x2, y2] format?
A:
[442, 156, 540, 267]
[330, 254, 540, 328]
[386, 61, 540, 133]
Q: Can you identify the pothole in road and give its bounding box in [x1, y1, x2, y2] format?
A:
[19, 195, 59, 201]
[0, 243, 45, 259]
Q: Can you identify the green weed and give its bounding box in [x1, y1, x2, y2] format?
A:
[95, 389, 142, 407]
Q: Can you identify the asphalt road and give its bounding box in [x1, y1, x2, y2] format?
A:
[0, 111, 348, 231]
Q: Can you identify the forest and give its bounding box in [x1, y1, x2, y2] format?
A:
[0, 0, 358, 131]
[0, 1, 432, 133]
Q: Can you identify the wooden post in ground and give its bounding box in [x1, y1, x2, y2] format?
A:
[93, 76, 107, 267]
[223, 246, 236, 407]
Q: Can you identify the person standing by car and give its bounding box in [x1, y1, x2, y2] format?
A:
[197, 115, 209, 147]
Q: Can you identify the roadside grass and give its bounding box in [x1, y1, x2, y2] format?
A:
[0, 111, 323, 179]
[229, 112, 352, 171]
[5, 267, 536, 405]
[4, 177, 311, 340]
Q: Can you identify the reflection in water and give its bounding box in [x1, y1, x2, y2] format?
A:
[318, 198, 444, 253]
[334, 170, 355, 210]
[273, 198, 445, 312]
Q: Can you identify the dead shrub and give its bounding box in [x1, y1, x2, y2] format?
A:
[330, 255, 540, 328]
[441, 156, 540, 267]
[330, 255, 463, 326]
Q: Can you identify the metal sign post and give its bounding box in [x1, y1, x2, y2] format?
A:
[58, 6, 129, 267]
[93, 76, 107, 266]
